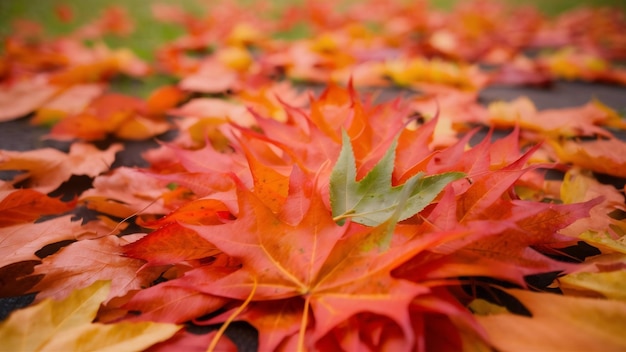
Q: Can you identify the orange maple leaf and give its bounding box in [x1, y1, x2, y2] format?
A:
[0, 142, 122, 193]
[551, 138, 626, 178]
[29, 234, 163, 303]
[0, 189, 75, 227]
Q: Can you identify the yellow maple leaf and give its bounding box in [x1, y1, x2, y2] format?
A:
[560, 270, 626, 302]
[0, 281, 180, 352]
[476, 289, 626, 351]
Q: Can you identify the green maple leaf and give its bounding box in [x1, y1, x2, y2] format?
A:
[330, 130, 464, 226]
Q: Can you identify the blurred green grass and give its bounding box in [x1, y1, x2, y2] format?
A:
[0, 0, 203, 60]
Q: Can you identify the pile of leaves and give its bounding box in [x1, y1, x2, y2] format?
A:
[1, 0, 626, 351]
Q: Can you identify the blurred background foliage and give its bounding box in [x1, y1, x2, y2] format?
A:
[1, 0, 624, 97]
[1, 0, 625, 60]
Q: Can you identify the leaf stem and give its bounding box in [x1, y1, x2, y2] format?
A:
[332, 210, 355, 222]
[94, 197, 160, 239]
[206, 278, 257, 352]
[297, 295, 311, 352]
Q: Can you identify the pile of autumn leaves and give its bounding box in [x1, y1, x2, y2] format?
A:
[2, 1, 626, 351]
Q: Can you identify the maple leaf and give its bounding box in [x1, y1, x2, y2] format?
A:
[550, 138, 626, 178]
[396, 130, 476, 185]
[80, 167, 171, 218]
[0, 215, 83, 269]
[114, 115, 171, 141]
[394, 144, 602, 285]
[123, 223, 221, 267]
[145, 85, 187, 117]
[540, 47, 624, 83]
[0, 142, 122, 194]
[453, 199, 600, 282]
[47, 93, 170, 141]
[0, 281, 180, 351]
[579, 231, 626, 256]
[559, 168, 626, 236]
[475, 289, 626, 351]
[148, 171, 236, 204]
[556, 253, 626, 300]
[178, 172, 475, 350]
[184, 178, 347, 300]
[330, 130, 464, 226]
[3, 2, 626, 351]
[560, 269, 626, 301]
[487, 97, 617, 138]
[489, 55, 552, 86]
[383, 58, 485, 91]
[0, 80, 59, 122]
[28, 234, 163, 303]
[168, 97, 256, 127]
[31, 84, 105, 126]
[235, 131, 291, 213]
[178, 59, 240, 94]
[120, 277, 229, 324]
[48, 45, 148, 85]
[0, 189, 75, 227]
[236, 81, 309, 123]
[242, 101, 339, 174]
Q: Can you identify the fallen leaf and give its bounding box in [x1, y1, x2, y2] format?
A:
[29, 234, 163, 303]
[237, 132, 291, 213]
[181, 173, 472, 350]
[560, 168, 626, 236]
[551, 138, 626, 178]
[123, 223, 221, 266]
[80, 167, 170, 218]
[0, 142, 122, 193]
[121, 278, 229, 324]
[179, 59, 240, 93]
[476, 289, 626, 351]
[1, 3, 625, 350]
[0, 281, 180, 352]
[0, 80, 59, 122]
[114, 114, 171, 140]
[559, 270, 626, 301]
[488, 97, 617, 138]
[145, 85, 187, 117]
[32, 84, 105, 126]
[383, 58, 484, 91]
[168, 97, 255, 127]
[0, 189, 75, 227]
[0, 215, 83, 268]
[47, 93, 162, 141]
[330, 130, 464, 226]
